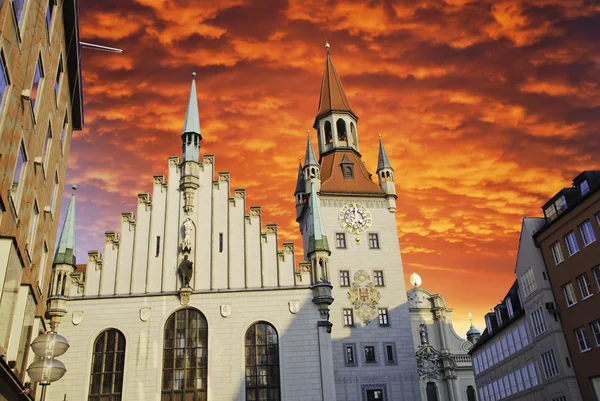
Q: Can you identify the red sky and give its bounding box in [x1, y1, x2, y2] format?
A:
[63, 0, 600, 337]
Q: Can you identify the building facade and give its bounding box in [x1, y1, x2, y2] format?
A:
[469, 217, 583, 401]
[0, 0, 83, 399]
[406, 275, 477, 401]
[534, 172, 600, 401]
[46, 49, 421, 401]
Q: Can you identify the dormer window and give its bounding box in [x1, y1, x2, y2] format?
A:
[544, 204, 557, 221]
[580, 180, 590, 196]
[506, 298, 514, 318]
[485, 315, 493, 333]
[341, 154, 354, 180]
[495, 308, 503, 326]
[555, 195, 567, 214]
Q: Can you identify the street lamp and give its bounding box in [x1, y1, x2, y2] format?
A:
[27, 331, 69, 400]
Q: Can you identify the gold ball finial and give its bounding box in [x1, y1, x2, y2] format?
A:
[325, 40, 330, 50]
[192, 71, 196, 77]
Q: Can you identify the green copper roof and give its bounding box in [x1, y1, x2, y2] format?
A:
[294, 163, 304, 194]
[304, 136, 319, 167]
[182, 73, 201, 136]
[54, 194, 76, 266]
[307, 187, 329, 253]
[467, 321, 481, 336]
[377, 139, 393, 171]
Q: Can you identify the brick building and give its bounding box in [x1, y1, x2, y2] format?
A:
[0, 0, 83, 399]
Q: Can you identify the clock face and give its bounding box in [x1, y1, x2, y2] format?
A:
[338, 203, 372, 234]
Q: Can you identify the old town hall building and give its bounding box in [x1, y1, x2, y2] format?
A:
[46, 48, 422, 401]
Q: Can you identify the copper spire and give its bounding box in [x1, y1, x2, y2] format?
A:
[316, 42, 354, 119]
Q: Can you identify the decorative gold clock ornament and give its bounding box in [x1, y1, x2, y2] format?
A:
[338, 202, 372, 234]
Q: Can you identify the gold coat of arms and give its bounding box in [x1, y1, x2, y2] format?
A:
[347, 270, 381, 324]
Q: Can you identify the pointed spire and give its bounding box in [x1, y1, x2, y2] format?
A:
[377, 139, 393, 171]
[307, 188, 330, 254]
[304, 136, 319, 166]
[317, 43, 354, 119]
[295, 162, 305, 194]
[182, 72, 201, 137]
[54, 193, 76, 267]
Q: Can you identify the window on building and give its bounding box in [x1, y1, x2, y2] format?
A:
[335, 232, 346, 249]
[89, 329, 125, 401]
[496, 341, 505, 362]
[530, 362, 541, 386]
[27, 200, 39, 253]
[31, 55, 44, 112]
[515, 368, 524, 391]
[495, 308, 503, 326]
[483, 385, 490, 401]
[531, 308, 548, 337]
[0, 51, 9, 110]
[592, 377, 600, 401]
[219, 233, 223, 253]
[553, 396, 567, 401]
[384, 343, 395, 364]
[545, 204, 557, 221]
[368, 233, 380, 249]
[490, 343, 498, 364]
[373, 270, 384, 286]
[11, 141, 27, 206]
[343, 309, 354, 326]
[580, 220, 596, 246]
[501, 336, 509, 358]
[15, 291, 35, 378]
[339, 270, 350, 287]
[344, 344, 356, 365]
[521, 366, 531, 389]
[520, 267, 537, 298]
[541, 349, 559, 379]
[564, 231, 580, 256]
[551, 241, 564, 265]
[509, 372, 517, 394]
[60, 114, 68, 155]
[38, 241, 48, 289]
[46, 0, 55, 31]
[155, 236, 161, 257]
[555, 196, 567, 214]
[506, 298, 514, 317]
[512, 328, 522, 351]
[378, 308, 389, 326]
[591, 320, 600, 347]
[245, 321, 280, 401]
[506, 331, 515, 354]
[162, 309, 208, 401]
[577, 273, 593, 300]
[49, 171, 59, 214]
[43, 123, 52, 168]
[520, 323, 530, 347]
[478, 388, 484, 401]
[364, 346, 376, 363]
[580, 179, 590, 196]
[54, 55, 63, 101]
[12, 0, 27, 24]
[503, 375, 512, 397]
[562, 282, 577, 307]
[575, 327, 591, 352]
[593, 266, 600, 293]
[493, 379, 500, 398]
[467, 386, 476, 401]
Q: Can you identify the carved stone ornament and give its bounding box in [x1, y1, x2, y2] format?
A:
[347, 270, 381, 324]
[461, 341, 473, 352]
[288, 301, 300, 314]
[220, 304, 231, 317]
[181, 218, 194, 252]
[407, 291, 429, 309]
[140, 308, 151, 322]
[72, 311, 83, 325]
[415, 346, 443, 379]
[179, 288, 192, 306]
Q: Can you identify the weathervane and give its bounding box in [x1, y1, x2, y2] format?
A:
[409, 272, 422, 287]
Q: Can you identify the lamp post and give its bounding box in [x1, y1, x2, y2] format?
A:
[26, 331, 69, 401]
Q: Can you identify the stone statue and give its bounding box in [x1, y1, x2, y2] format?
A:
[179, 255, 193, 288]
[181, 218, 193, 251]
[419, 323, 429, 345]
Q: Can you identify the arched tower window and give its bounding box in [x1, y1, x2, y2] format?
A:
[88, 329, 125, 401]
[324, 121, 332, 144]
[336, 118, 347, 142]
[426, 382, 439, 401]
[467, 386, 476, 401]
[162, 308, 208, 401]
[245, 322, 280, 401]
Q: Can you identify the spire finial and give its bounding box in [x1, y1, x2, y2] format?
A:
[325, 39, 330, 50]
[192, 71, 196, 77]
[468, 312, 473, 322]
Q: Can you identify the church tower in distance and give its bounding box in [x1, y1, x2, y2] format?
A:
[296, 43, 421, 400]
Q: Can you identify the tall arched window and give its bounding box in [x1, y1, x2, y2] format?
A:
[467, 385, 476, 401]
[162, 308, 208, 401]
[426, 382, 439, 401]
[245, 322, 280, 401]
[324, 121, 332, 144]
[336, 118, 347, 142]
[88, 329, 125, 401]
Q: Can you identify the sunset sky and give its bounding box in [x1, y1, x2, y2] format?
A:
[62, 0, 600, 337]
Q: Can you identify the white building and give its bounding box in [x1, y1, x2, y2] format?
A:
[407, 274, 478, 401]
[45, 48, 421, 401]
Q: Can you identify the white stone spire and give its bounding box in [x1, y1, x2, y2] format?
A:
[182, 72, 202, 162]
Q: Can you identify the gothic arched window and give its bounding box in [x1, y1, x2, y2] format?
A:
[245, 322, 280, 401]
[88, 329, 125, 401]
[324, 121, 332, 144]
[467, 385, 476, 401]
[336, 118, 347, 142]
[426, 382, 439, 401]
[162, 308, 208, 401]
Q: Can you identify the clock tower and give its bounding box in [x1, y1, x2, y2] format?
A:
[296, 44, 421, 401]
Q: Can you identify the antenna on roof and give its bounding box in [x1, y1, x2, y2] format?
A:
[80, 41, 123, 53]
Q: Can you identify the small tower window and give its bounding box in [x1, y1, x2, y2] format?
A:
[324, 121, 332, 144]
[350, 122, 356, 144]
[341, 155, 354, 180]
[336, 118, 347, 142]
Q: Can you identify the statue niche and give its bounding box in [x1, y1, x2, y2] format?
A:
[419, 323, 429, 346]
[178, 218, 196, 289]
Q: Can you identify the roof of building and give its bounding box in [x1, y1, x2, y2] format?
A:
[54, 194, 76, 267]
[316, 51, 355, 120]
[467, 322, 481, 337]
[76, 263, 87, 274]
[377, 140, 393, 172]
[320, 151, 384, 195]
[63, 0, 84, 130]
[534, 170, 600, 239]
[294, 163, 304, 194]
[304, 137, 319, 167]
[307, 187, 330, 253]
[182, 73, 201, 136]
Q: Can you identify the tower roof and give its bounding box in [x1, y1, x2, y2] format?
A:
[304, 136, 319, 167]
[467, 322, 481, 336]
[294, 163, 305, 194]
[377, 140, 393, 171]
[182, 72, 201, 137]
[54, 194, 76, 267]
[316, 50, 354, 119]
[307, 188, 330, 253]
